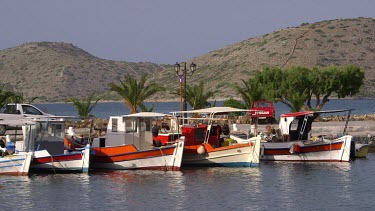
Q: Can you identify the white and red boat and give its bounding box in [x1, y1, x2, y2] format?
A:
[259, 109, 354, 162]
[173, 107, 261, 167]
[31, 145, 90, 173]
[89, 112, 184, 171]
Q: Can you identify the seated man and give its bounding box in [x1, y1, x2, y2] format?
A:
[0, 137, 7, 157]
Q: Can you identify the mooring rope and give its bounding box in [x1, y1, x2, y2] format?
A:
[50, 153, 56, 174]
[158, 147, 168, 171]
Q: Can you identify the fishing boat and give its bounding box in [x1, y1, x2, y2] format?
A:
[29, 118, 90, 173]
[0, 120, 34, 176]
[172, 107, 261, 167]
[259, 109, 354, 162]
[89, 112, 184, 171]
[354, 144, 369, 158]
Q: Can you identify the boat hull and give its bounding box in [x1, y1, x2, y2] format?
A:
[182, 137, 261, 167]
[30, 145, 90, 173]
[0, 152, 33, 176]
[90, 141, 184, 171]
[260, 135, 352, 162]
[354, 144, 369, 158]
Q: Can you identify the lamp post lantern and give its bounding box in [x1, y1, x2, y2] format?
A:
[174, 62, 197, 122]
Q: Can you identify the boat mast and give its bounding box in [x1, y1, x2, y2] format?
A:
[343, 110, 352, 135]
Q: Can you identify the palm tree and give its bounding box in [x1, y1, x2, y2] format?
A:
[139, 103, 155, 112]
[66, 92, 103, 119]
[234, 78, 265, 108]
[185, 81, 215, 110]
[0, 85, 15, 108]
[285, 89, 308, 112]
[108, 73, 165, 114]
[7, 92, 39, 104]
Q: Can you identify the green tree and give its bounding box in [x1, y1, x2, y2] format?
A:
[7, 92, 39, 104]
[185, 81, 215, 110]
[108, 73, 165, 114]
[243, 65, 364, 112]
[0, 85, 15, 108]
[277, 67, 309, 110]
[223, 98, 247, 109]
[234, 78, 265, 109]
[66, 92, 103, 119]
[254, 67, 285, 101]
[304, 65, 364, 110]
[223, 98, 247, 116]
[287, 90, 308, 112]
[139, 103, 155, 112]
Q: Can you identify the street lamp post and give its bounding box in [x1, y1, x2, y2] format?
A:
[174, 62, 197, 123]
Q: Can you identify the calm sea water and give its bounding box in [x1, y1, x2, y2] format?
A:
[1, 154, 374, 210]
[35, 99, 375, 119]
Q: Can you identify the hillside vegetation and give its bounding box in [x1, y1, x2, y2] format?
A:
[0, 17, 374, 102]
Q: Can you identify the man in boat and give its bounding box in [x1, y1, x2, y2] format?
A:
[219, 121, 230, 147]
[72, 134, 86, 144]
[0, 137, 9, 157]
[0, 137, 5, 156]
[152, 123, 162, 147]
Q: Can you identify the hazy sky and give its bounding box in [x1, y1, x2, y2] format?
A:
[1, 1, 374, 64]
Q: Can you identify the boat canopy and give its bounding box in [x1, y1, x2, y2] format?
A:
[120, 112, 171, 118]
[280, 109, 355, 118]
[171, 107, 254, 115]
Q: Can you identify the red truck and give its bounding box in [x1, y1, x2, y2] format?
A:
[250, 100, 276, 124]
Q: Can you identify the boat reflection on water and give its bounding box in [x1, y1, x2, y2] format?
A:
[4, 156, 375, 211]
[89, 167, 263, 210]
[259, 161, 352, 210]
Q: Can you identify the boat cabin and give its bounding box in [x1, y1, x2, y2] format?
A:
[99, 112, 178, 150]
[15, 118, 67, 155]
[0, 118, 66, 156]
[171, 107, 255, 146]
[181, 124, 222, 147]
[278, 109, 354, 141]
[279, 111, 315, 141]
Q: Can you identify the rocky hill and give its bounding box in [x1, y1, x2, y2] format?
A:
[0, 17, 374, 102]
[154, 17, 375, 99]
[0, 42, 170, 102]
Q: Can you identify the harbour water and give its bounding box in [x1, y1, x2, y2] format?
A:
[1, 154, 374, 210]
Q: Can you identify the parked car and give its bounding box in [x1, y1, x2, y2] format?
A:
[0, 104, 53, 135]
[250, 100, 276, 124]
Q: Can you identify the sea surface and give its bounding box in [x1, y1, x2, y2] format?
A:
[1, 154, 374, 210]
[35, 99, 375, 119]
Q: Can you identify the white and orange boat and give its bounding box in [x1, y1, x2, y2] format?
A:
[89, 112, 184, 171]
[173, 107, 261, 167]
[259, 109, 354, 162]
